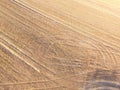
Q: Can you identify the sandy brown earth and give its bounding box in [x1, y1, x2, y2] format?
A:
[0, 0, 120, 90]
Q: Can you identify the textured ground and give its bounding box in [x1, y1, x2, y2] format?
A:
[1, 0, 120, 90]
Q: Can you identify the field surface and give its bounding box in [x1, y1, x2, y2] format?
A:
[1, 0, 120, 90]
